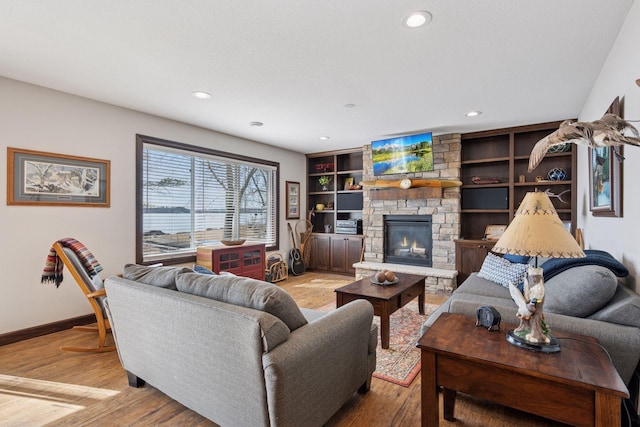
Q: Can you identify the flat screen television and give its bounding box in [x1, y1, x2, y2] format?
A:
[371, 132, 433, 176]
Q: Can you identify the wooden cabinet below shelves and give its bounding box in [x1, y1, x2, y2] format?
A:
[308, 234, 362, 275]
[308, 234, 331, 271]
[196, 243, 265, 280]
[330, 235, 363, 275]
[455, 239, 496, 285]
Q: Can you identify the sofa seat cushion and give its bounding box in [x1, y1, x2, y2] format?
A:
[300, 307, 326, 323]
[544, 265, 618, 317]
[123, 264, 194, 290]
[176, 272, 308, 331]
[588, 283, 640, 328]
[455, 273, 512, 300]
[478, 253, 529, 289]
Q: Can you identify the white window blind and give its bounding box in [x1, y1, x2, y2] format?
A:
[139, 138, 278, 262]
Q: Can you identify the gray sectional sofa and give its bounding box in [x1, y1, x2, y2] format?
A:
[421, 256, 640, 386]
[104, 265, 377, 427]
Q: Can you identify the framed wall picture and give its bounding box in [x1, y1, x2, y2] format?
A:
[7, 147, 110, 207]
[589, 97, 622, 217]
[286, 181, 300, 219]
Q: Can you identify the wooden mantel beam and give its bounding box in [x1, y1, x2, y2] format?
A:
[368, 187, 443, 200]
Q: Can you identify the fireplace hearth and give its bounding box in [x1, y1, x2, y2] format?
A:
[384, 215, 433, 267]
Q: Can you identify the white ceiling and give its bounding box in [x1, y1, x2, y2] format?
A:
[0, 1, 634, 153]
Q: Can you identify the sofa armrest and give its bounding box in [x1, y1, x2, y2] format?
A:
[261, 299, 374, 427]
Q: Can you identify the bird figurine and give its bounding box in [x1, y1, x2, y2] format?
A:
[528, 113, 640, 172]
[509, 281, 534, 320]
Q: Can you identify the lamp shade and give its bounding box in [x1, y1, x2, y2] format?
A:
[492, 191, 585, 259]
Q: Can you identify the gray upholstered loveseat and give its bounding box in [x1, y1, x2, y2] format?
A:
[104, 265, 377, 427]
[421, 252, 640, 386]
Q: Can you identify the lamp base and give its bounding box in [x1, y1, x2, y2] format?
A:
[506, 330, 560, 353]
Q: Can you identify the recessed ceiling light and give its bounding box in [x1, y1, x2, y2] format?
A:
[192, 91, 211, 99]
[249, 121, 263, 127]
[319, 136, 330, 140]
[465, 111, 482, 117]
[403, 11, 432, 28]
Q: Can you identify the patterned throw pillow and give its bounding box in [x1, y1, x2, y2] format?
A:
[478, 253, 529, 288]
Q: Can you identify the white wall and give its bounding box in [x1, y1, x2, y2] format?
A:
[0, 77, 306, 334]
[577, 1, 640, 292]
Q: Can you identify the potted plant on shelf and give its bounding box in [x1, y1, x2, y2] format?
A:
[319, 175, 331, 191]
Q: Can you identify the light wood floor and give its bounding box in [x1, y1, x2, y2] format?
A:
[0, 272, 567, 426]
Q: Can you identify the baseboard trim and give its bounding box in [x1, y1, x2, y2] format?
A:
[0, 314, 96, 347]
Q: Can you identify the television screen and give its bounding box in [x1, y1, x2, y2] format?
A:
[371, 132, 433, 176]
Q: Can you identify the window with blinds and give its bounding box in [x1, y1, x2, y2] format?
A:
[136, 135, 279, 263]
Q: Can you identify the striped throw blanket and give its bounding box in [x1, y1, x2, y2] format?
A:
[42, 238, 103, 288]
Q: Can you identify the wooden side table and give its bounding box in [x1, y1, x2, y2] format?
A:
[335, 273, 426, 349]
[418, 313, 628, 426]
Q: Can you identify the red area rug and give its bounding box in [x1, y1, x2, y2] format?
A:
[318, 300, 439, 387]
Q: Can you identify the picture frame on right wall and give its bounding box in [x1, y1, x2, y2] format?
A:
[589, 97, 622, 217]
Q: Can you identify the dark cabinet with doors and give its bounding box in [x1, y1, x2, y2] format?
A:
[196, 243, 266, 280]
[330, 235, 364, 275]
[454, 239, 496, 285]
[309, 234, 331, 271]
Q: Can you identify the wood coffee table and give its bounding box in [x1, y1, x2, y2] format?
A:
[335, 273, 426, 349]
[418, 313, 629, 427]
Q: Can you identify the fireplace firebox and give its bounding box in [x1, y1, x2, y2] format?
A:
[383, 215, 432, 267]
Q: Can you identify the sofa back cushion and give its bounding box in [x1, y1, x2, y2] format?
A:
[544, 265, 618, 317]
[123, 264, 194, 290]
[176, 272, 308, 331]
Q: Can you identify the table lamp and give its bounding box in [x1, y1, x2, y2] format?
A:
[492, 191, 585, 352]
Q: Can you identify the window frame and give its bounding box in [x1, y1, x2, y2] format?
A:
[136, 134, 280, 265]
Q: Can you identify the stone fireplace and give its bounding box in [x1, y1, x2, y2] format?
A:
[354, 133, 461, 293]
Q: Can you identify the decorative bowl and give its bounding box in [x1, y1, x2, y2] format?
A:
[370, 276, 399, 286]
[220, 239, 246, 246]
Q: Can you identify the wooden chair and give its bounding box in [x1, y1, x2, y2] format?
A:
[53, 242, 115, 353]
